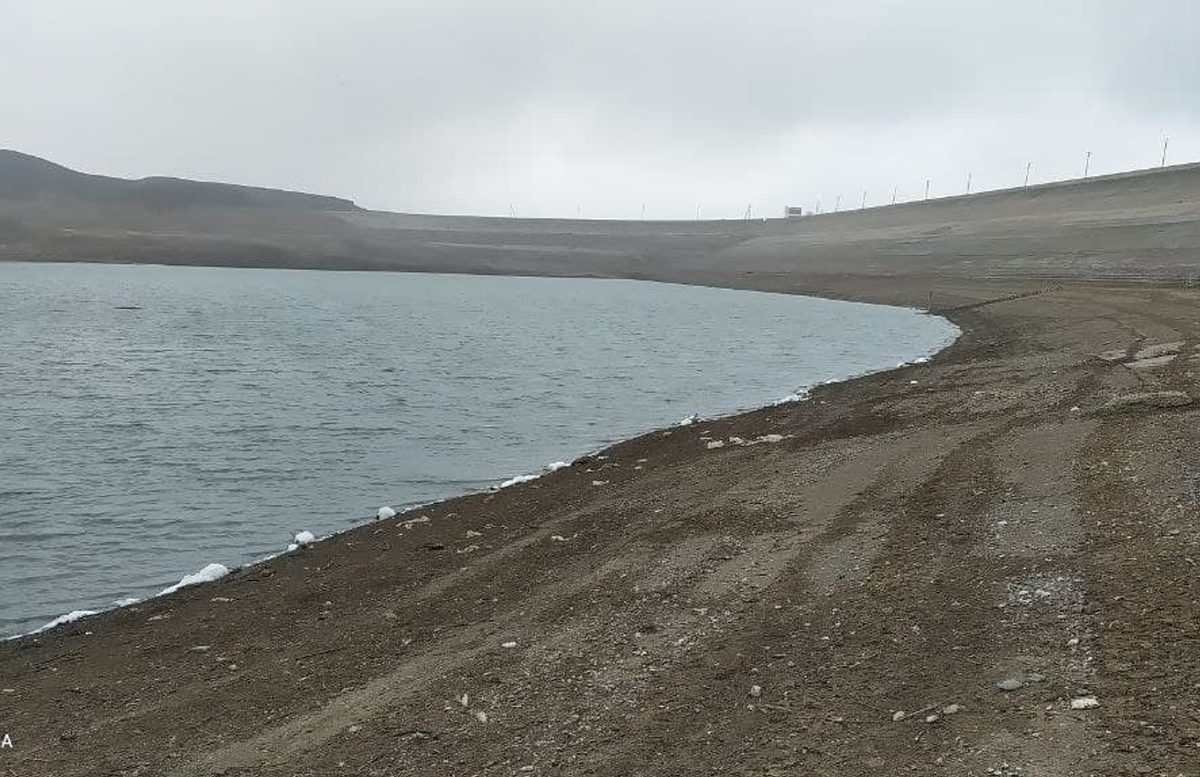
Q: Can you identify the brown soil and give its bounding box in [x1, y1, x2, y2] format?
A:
[3, 275, 1199, 777]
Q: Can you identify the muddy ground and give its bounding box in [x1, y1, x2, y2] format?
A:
[2, 275, 1198, 776]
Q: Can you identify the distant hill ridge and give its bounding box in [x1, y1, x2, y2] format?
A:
[0, 149, 361, 212]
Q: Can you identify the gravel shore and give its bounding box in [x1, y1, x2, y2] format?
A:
[3, 163, 1200, 776]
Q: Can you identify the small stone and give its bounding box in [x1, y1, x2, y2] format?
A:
[892, 710, 906, 721]
[188, 645, 211, 653]
[748, 685, 762, 698]
[1027, 673, 1046, 683]
[1067, 637, 1080, 647]
[347, 724, 362, 733]
[501, 641, 518, 649]
[942, 703, 963, 715]
[1070, 696, 1100, 710]
[924, 714, 939, 724]
[474, 710, 489, 724]
[996, 678, 1025, 692]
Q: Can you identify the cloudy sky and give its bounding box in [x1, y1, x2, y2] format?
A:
[4, 1, 1198, 218]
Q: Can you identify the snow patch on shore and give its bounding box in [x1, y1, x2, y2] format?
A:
[33, 609, 98, 634]
[500, 473, 540, 489]
[159, 563, 230, 596]
[498, 460, 574, 490]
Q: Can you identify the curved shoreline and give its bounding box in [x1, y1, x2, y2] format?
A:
[4, 274, 1200, 774]
[4, 279, 960, 641]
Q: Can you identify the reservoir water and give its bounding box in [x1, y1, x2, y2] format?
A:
[0, 262, 958, 636]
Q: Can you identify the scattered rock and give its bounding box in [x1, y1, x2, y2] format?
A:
[942, 703, 963, 715]
[474, 710, 489, 724]
[423, 541, 445, 551]
[1067, 637, 1080, 647]
[748, 685, 762, 698]
[1096, 391, 1191, 415]
[1070, 696, 1100, 710]
[924, 714, 939, 724]
[591, 480, 609, 486]
[457, 544, 481, 554]
[187, 645, 211, 653]
[705, 440, 726, 450]
[892, 710, 906, 721]
[501, 641, 518, 649]
[377, 506, 396, 520]
[996, 678, 1025, 692]
[465, 529, 482, 538]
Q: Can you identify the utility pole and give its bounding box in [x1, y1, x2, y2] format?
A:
[509, 204, 516, 217]
[860, 191, 866, 210]
[924, 179, 930, 200]
[1162, 136, 1170, 167]
[816, 197, 821, 214]
[891, 185, 897, 204]
[1084, 151, 1092, 178]
[835, 195, 842, 212]
[966, 172, 972, 194]
[641, 204, 646, 220]
[1024, 162, 1032, 188]
[696, 205, 701, 221]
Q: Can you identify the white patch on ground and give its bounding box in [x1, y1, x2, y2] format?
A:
[499, 473, 539, 489]
[33, 609, 98, 633]
[159, 563, 231, 596]
[294, 530, 316, 547]
[377, 506, 396, 520]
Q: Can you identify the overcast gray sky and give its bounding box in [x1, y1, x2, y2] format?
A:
[4, 1, 1198, 218]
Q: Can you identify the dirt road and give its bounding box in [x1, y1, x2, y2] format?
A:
[3, 276, 1198, 776]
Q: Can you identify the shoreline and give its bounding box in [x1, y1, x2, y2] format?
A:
[5, 273, 1200, 776]
[2, 272, 960, 641]
[4, 154, 1200, 774]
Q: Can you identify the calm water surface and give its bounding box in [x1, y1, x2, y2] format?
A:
[0, 262, 958, 636]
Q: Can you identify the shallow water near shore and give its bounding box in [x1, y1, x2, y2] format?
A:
[0, 262, 958, 636]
